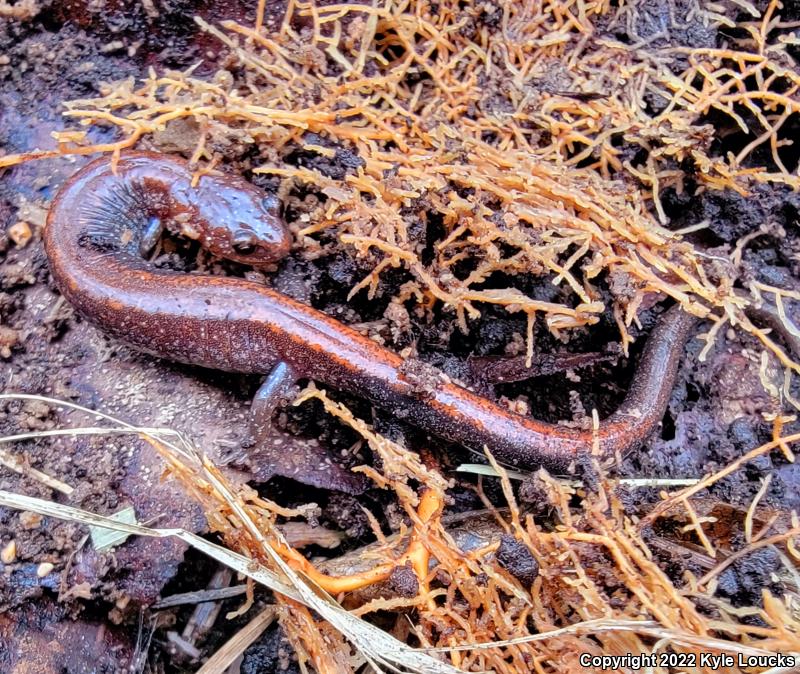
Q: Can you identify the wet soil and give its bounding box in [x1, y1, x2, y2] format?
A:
[1, 1, 799, 671]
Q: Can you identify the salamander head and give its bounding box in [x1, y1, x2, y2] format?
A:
[49, 151, 293, 271]
[191, 183, 292, 266]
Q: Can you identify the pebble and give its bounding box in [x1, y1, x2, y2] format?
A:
[8, 221, 32, 247]
[0, 325, 19, 358]
[1, 540, 17, 564]
[37, 562, 54, 577]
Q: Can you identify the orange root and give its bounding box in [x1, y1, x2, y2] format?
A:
[276, 489, 442, 595]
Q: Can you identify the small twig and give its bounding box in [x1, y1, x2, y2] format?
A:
[195, 607, 277, 674]
[698, 527, 800, 588]
[639, 430, 800, 528]
[152, 585, 249, 609]
[0, 448, 74, 495]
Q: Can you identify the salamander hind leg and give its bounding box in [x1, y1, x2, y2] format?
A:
[241, 361, 367, 494]
[249, 361, 299, 440]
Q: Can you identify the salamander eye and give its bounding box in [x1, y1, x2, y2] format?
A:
[232, 232, 258, 255]
[232, 240, 257, 255]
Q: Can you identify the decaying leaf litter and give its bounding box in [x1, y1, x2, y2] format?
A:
[3, 0, 800, 672]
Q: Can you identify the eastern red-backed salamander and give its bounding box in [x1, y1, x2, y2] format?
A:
[44, 151, 698, 471]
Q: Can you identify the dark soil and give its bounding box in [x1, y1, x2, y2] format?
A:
[1, 1, 799, 671]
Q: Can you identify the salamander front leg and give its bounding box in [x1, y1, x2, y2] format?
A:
[139, 216, 164, 256]
[249, 361, 298, 443]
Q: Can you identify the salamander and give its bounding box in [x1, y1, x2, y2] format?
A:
[44, 151, 697, 471]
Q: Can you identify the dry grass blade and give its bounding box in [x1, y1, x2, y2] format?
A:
[0, 488, 304, 600]
[423, 617, 790, 658]
[457, 463, 699, 488]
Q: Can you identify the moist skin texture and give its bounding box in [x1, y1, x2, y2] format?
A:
[45, 151, 698, 471]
